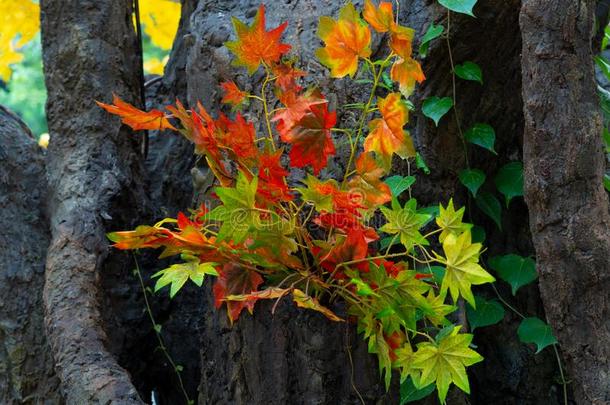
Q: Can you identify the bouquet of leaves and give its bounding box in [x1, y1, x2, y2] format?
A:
[98, 2, 495, 403]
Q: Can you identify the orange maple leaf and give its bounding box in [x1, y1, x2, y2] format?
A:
[316, 3, 371, 78]
[364, 92, 415, 170]
[220, 81, 248, 107]
[225, 5, 291, 74]
[96, 94, 175, 131]
[347, 152, 392, 209]
[216, 113, 258, 162]
[257, 149, 292, 203]
[279, 102, 337, 175]
[363, 0, 394, 33]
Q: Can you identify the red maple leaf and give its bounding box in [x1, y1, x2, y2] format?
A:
[279, 102, 337, 174]
[213, 263, 264, 324]
[220, 81, 248, 107]
[257, 149, 292, 203]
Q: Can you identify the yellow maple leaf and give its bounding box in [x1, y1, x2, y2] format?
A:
[316, 2, 371, 78]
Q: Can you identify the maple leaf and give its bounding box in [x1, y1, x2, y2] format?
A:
[279, 102, 337, 175]
[213, 263, 264, 324]
[316, 230, 370, 276]
[391, 57, 425, 97]
[412, 326, 483, 404]
[216, 113, 258, 162]
[316, 3, 372, 78]
[153, 261, 218, 298]
[364, 92, 415, 170]
[220, 81, 248, 108]
[433, 230, 495, 307]
[225, 5, 291, 74]
[292, 289, 344, 322]
[96, 94, 176, 131]
[257, 150, 292, 203]
[207, 172, 259, 244]
[107, 225, 173, 250]
[436, 199, 473, 242]
[347, 152, 392, 209]
[272, 59, 306, 93]
[380, 198, 430, 251]
[273, 88, 328, 134]
[363, 0, 395, 33]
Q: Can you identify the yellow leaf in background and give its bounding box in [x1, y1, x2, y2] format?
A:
[139, 0, 181, 50]
[144, 55, 169, 75]
[0, 0, 39, 82]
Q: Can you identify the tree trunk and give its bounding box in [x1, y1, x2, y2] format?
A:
[40, 0, 148, 403]
[520, 1, 610, 404]
[0, 106, 62, 404]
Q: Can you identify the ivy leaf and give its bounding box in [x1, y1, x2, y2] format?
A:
[604, 173, 610, 192]
[466, 296, 505, 331]
[433, 230, 495, 307]
[415, 152, 430, 174]
[225, 5, 291, 74]
[458, 168, 486, 197]
[364, 92, 416, 170]
[412, 326, 483, 404]
[316, 3, 372, 78]
[475, 191, 502, 230]
[400, 376, 435, 404]
[454, 61, 483, 84]
[494, 162, 524, 207]
[464, 123, 496, 154]
[488, 254, 537, 295]
[438, 0, 478, 17]
[380, 198, 430, 251]
[385, 175, 416, 197]
[419, 24, 444, 58]
[152, 261, 218, 298]
[517, 317, 558, 354]
[422, 96, 453, 126]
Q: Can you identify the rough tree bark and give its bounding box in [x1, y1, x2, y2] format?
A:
[0, 106, 62, 404]
[521, 1, 610, 404]
[40, 0, 148, 403]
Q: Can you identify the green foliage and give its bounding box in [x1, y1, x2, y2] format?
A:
[459, 168, 486, 197]
[422, 96, 453, 126]
[0, 36, 47, 137]
[518, 317, 558, 354]
[464, 123, 496, 154]
[400, 377, 435, 404]
[419, 24, 444, 58]
[153, 260, 218, 298]
[454, 61, 483, 84]
[489, 254, 537, 295]
[475, 191, 502, 229]
[385, 175, 415, 197]
[494, 162, 524, 207]
[438, 0, 478, 16]
[466, 296, 504, 331]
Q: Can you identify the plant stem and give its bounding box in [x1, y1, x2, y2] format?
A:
[132, 254, 192, 405]
[260, 67, 276, 151]
[553, 344, 569, 405]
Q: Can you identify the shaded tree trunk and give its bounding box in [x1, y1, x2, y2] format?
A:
[520, 1, 610, 403]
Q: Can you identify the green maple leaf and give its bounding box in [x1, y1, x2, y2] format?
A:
[412, 326, 483, 404]
[436, 198, 473, 242]
[380, 198, 430, 251]
[207, 172, 259, 244]
[152, 261, 218, 298]
[434, 230, 495, 306]
[296, 175, 337, 212]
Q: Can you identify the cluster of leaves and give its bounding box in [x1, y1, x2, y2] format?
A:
[99, 2, 500, 403]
